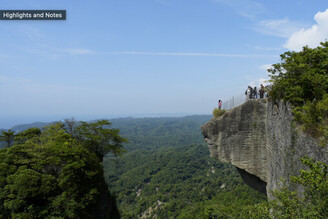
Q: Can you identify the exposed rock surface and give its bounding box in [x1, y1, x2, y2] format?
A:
[91, 182, 121, 219]
[201, 99, 328, 197]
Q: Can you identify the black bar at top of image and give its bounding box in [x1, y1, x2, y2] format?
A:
[0, 10, 66, 20]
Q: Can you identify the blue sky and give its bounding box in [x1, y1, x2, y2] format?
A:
[1, 0, 328, 128]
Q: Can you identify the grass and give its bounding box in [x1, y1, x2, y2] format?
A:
[213, 108, 226, 118]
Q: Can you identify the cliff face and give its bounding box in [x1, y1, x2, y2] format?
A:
[201, 99, 328, 197]
[91, 181, 120, 219]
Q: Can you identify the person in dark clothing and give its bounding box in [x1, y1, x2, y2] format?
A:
[249, 86, 253, 99]
[253, 87, 258, 99]
[259, 84, 265, 99]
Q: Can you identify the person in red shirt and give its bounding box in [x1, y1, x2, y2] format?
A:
[218, 99, 222, 109]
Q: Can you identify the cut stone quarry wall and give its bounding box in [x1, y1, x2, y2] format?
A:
[201, 99, 328, 197]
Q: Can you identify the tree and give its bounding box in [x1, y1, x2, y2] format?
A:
[0, 120, 125, 218]
[63, 117, 78, 137]
[0, 129, 15, 147]
[14, 127, 41, 144]
[270, 157, 328, 218]
[269, 42, 328, 145]
[269, 42, 328, 104]
[74, 120, 127, 161]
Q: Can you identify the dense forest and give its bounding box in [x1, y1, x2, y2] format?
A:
[104, 116, 267, 218]
[1, 116, 267, 218]
[0, 120, 125, 218]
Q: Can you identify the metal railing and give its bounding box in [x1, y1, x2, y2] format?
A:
[222, 93, 247, 111]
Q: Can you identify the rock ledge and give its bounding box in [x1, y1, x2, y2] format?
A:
[202, 100, 328, 197]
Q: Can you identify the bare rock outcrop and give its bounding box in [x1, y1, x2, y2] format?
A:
[201, 99, 328, 197]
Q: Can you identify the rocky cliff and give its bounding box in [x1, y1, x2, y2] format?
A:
[201, 99, 328, 197]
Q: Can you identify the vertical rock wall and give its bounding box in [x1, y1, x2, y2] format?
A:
[202, 99, 328, 197]
[266, 101, 328, 194]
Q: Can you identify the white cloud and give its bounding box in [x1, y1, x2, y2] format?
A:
[284, 8, 328, 51]
[8, 42, 277, 58]
[213, 0, 265, 18]
[104, 51, 275, 58]
[253, 46, 281, 51]
[61, 48, 97, 55]
[256, 18, 306, 38]
[259, 64, 272, 71]
[258, 78, 270, 86]
[249, 78, 270, 88]
[246, 65, 272, 88]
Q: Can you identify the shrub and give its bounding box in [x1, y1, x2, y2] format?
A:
[213, 108, 226, 118]
[270, 157, 328, 218]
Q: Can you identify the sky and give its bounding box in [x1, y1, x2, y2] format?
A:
[1, 0, 328, 128]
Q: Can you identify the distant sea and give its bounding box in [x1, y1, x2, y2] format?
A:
[0, 113, 196, 129]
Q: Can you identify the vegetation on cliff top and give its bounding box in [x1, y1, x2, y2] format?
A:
[213, 108, 226, 118]
[0, 120, 126, 218]
[267, 42, 328, 218]
[269, 42, 328, 145]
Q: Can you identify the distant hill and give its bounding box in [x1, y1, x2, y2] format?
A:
[0, 122, 50, 148]
[0, 115, 211, 149]
[109, 115, 212, 151]
[11, 122, 50, 132]
[0, 122, 49, 133]
[2, 115, 211, 133]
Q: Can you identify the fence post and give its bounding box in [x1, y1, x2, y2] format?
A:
[222, 92, 248, 111]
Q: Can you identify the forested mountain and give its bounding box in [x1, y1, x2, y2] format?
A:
[0, 122, 49, 133]
[1, 116, 267, 218]
[109, 115, 211, 151]
[10, 122, 49, 133]
[104, 115, 266, 218]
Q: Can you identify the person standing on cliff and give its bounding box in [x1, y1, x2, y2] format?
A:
[218, 100, 222, 109]
[259, 84, 265, 99]
[253, 86, 258, 99]
[245, 86, 251, 100]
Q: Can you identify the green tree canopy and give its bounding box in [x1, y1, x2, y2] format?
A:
[74, 120, 127, 161]
[269, 42, 328, 144]
[269, 42, 328, 103]
[0, 129, 15, 147]
[0, 120, 125, 218]
[14, 127, 41, 145]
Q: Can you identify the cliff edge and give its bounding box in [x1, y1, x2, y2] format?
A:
[201, 99, 328, 197]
